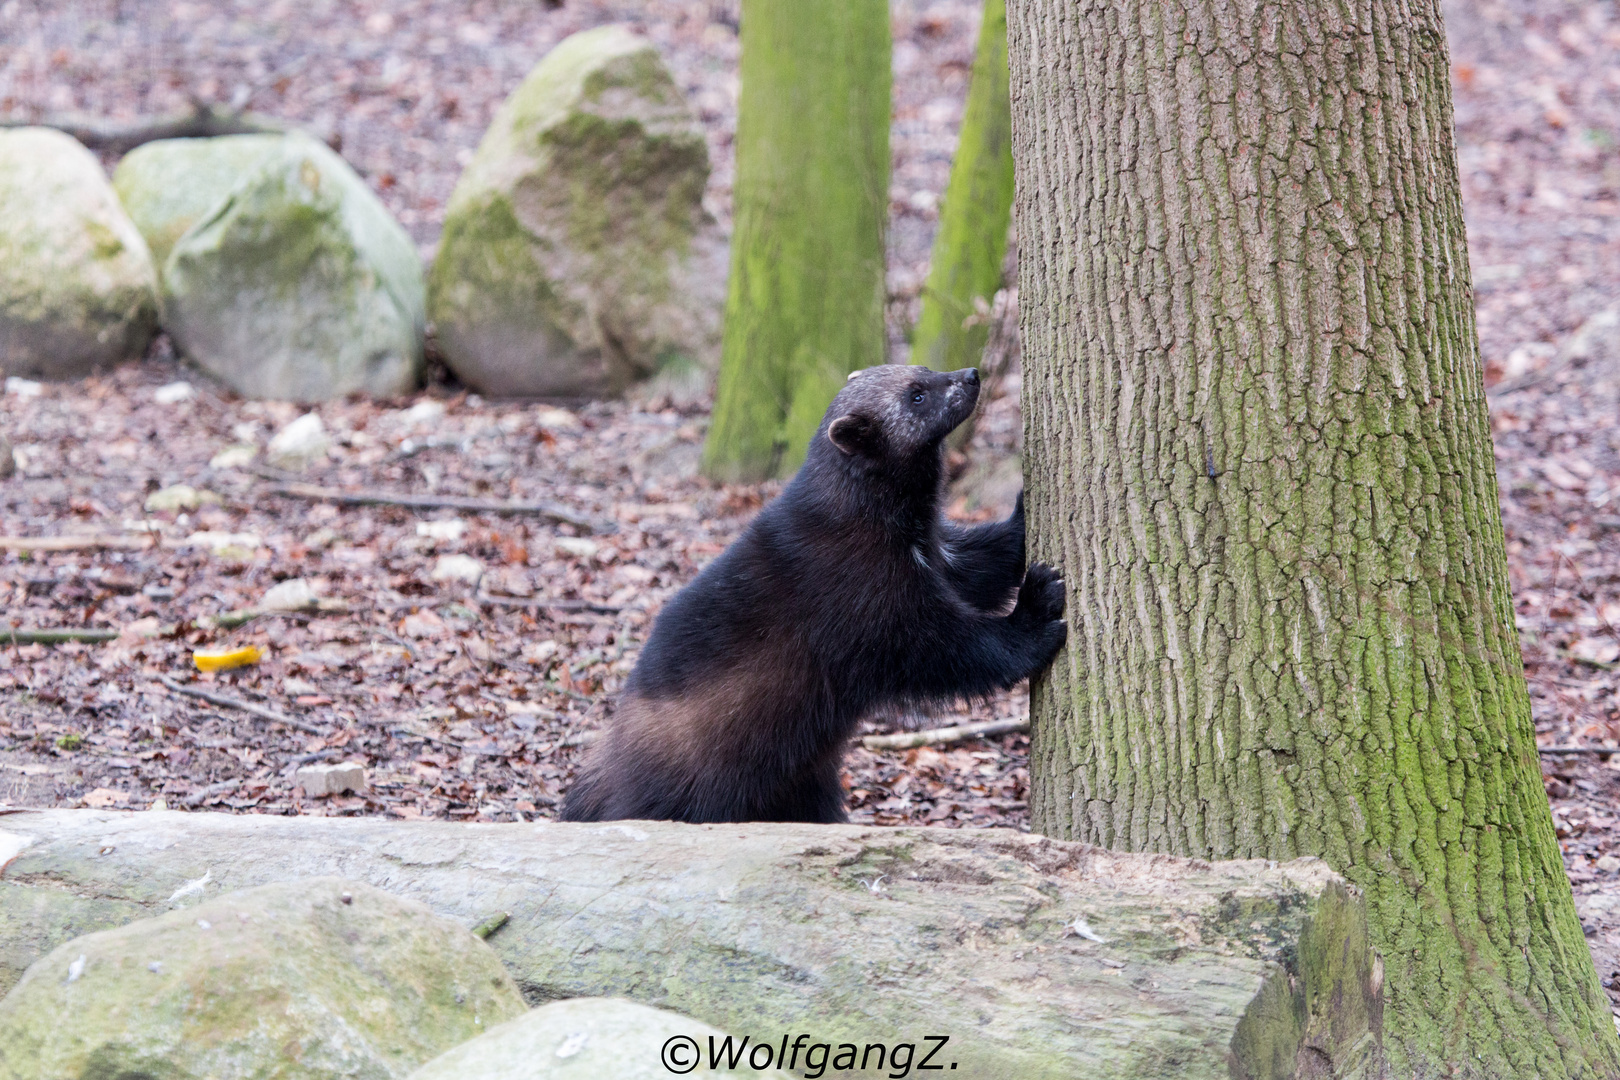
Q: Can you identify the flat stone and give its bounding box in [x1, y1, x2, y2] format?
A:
[407, 997, 789, 1079]
[296, 762, 365, 796]
[0, 877, 525, 1080]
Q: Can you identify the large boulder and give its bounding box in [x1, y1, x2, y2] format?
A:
[429, 25, 726, 399]
[0, 128, 158, 379]
[407, 997, 787, 1079]
[160, 134, 425, 402]
[0, 877, 525, 1080]
[112, 134, 287, 267]
[0, 811, 1384, 1079]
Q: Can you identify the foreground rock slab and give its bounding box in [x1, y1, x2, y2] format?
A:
[0, 876, 525, 1080]
[0, 811, 1382, 1080]
[407, 996, 787, 1079]
[429, 25, 726, 400]
[0, 128, 158, 379]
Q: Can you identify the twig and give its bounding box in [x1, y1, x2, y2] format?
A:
[159, 676, 325, 736]
[471, 911, 511, 939]
[0, 534, 153, 552]
[183, 778, 241, 808]
[861, 716, 1030, 751]
[1538, 745, 1618, 756]
[263, 481, 609, 533]
[476, 594, 624, 615]
[2, 627, 120, 645]
[0, 104, 293, 154]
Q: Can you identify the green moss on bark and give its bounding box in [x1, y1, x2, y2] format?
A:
[701, 0, 892, 482]
[1010, 0, 1620, 1075]
[911, 0, 1015, 376]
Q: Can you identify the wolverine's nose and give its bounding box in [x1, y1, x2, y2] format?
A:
[960, 368, 980, 386]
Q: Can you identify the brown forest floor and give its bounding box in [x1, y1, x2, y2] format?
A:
[4, 0, 1620, 1018]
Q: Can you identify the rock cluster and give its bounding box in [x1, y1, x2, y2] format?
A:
[2, 26, 719, 405]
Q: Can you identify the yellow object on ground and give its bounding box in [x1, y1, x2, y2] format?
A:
[193, 645, 262, 672]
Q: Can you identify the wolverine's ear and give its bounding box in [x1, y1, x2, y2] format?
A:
[827, 413, 879, 456]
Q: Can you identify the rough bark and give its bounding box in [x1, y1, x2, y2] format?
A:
[1007, 1, 1620, 1076]
[0, 811, 1382, 1080]
[701, 0, 890, 482]
[910, 0, 1015, 377]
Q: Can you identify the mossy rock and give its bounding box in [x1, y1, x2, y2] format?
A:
[0, 877, 525, 1080]
[161, 134, 426, 402]
[429, 24, 726, 399]
[112, 134, 288, 267]
[407, 997, 789, 1079]
[0, 127, 158, 379]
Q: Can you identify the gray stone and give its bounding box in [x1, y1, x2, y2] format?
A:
[407, 997, 788, 1079]
[0, 877, 526, 1080]
[0, 128, 159, 379]
[0, 811, 1383, 1079]
[0, 434, 13, 480]
[111, 134, 288, 268]
[161, 134, 425, 402]
[266, 411, 330, 470]
[429, 25, 726, 399]
[297, 762, 365, 796]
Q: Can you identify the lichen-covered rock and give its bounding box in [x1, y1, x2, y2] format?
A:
[0, 128, 158, 379]
[429, 25, 726, 399]
[0, 877, 525, 1080]
[111, 134, 288, 267]
[162, 134, 425, 402]
[407, 997, 788, 1079]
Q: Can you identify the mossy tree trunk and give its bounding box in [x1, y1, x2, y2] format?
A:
[1008, 1, 1620, 1076]
[701, 0, 891, 482]
[910, 0, 1014, 377]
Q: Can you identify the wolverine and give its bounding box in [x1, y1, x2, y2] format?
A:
[561, 364, 1067, 824]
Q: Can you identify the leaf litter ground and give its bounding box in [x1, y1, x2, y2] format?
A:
[5, 0, 1620, 1020]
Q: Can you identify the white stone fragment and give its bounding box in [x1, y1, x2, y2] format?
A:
[266, 412, 329, 472]
[260, 578, 320, 612]
[553, 537, 598, 560]
[153, 381, 195, 404]
[296, 762, 365, 797]
[417, 519, 467, 542]
[431, 554, 484, 584]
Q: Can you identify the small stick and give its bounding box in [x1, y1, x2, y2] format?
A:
[861, 717, 1030, 751]
[263, 482, 608, 533]
[1537, 745, 1618, 756]
[471, 911, 511, 939]
[159, 676, 325, 736]
[0, 535, 153, 553]
[476, 594, 623, 615]
[183, 778, 242, 808]
[2, 627, 120, 645]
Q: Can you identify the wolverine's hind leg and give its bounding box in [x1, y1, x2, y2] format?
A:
[763, 755, 848, 824]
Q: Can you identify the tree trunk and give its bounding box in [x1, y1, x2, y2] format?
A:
[910, 0, 1015, 377]
[0, 811, 1383, 1079]
[701, 0, 890, 482]
[1007, 1, 1620, 1076]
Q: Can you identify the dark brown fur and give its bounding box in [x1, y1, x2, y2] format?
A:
[561, 364, 1066, 823]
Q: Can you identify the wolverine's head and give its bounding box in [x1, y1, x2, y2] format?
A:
[820, 364, 980, 464]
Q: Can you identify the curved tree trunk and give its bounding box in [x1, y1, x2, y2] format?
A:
[910, 0, 1015, 378]
[1008, 1, 1620, 1076]
[701, 0, 890, 482]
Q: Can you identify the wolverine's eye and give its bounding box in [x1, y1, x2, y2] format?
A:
[911, 391, 926, 404]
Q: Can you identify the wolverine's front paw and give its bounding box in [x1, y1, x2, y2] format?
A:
[1012, 562, 1066, 626]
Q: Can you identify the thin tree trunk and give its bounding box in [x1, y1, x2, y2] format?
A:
[910, 0, 1014, 377]
[1008, 1, 1620, 1076]
[701, 0, 891, 482]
